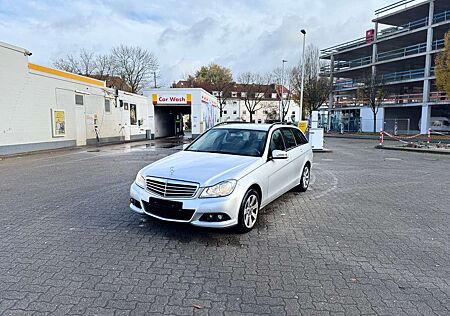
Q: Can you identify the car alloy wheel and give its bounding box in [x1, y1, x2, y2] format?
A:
[298, 164, 310, 192]
[237, 189, 260, 233]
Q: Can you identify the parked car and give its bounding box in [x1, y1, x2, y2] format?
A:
[129, 123, 313, 232]
[419, 117, 450, 134]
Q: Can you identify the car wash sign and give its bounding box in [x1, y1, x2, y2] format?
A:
[152, 93, 191, 106]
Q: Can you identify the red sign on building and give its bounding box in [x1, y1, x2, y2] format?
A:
[366, 29, 375, 43]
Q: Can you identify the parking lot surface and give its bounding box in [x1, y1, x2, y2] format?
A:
[0, 138, 449, 315]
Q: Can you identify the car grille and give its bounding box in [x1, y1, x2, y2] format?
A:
[145, 177, 199, 198]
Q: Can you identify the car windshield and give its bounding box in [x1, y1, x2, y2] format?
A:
[187, 128, 267, 157]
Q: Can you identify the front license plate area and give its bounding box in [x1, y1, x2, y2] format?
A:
[148, 197, 183, 212]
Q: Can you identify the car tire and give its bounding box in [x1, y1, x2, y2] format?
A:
[236, 189, 260, 233]
[296, 163, 310, 192]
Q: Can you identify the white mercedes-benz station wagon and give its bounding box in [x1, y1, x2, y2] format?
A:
[130, 123, 313, 232]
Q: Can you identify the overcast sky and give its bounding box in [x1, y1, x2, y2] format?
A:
[0, 0, 392, 86]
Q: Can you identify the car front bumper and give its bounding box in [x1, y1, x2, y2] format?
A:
[129, 181, 241, 228]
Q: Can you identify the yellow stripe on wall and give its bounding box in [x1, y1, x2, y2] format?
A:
[28, 63, 105, 87]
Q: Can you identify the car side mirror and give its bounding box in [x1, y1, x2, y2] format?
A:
[271, 150, 288, 159]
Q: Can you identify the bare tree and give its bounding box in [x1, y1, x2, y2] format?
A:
[112, 45, 159, 94]
[358, 71, 388, 133]
[237, 72, 273, 123]
[291, 45, 331, 118]
[53, 49, 97, 76]
[95, 53, 116, 81]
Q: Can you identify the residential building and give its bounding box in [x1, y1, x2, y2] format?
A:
[320, 0, 449, 134]
[174, 81, 297, 123]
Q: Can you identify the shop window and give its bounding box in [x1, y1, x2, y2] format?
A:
[105, 99, 111, 113]
[75, 94, 84, 105]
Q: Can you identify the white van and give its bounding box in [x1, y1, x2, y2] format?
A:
[419, 117, 450, 134]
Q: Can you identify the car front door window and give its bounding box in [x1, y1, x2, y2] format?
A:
[269, 129, 285, 155]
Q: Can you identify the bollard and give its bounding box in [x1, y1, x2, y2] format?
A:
[379, 128, 383, 146]
[427, 128, 431, 145]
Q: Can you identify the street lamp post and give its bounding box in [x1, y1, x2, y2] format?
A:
[280, 59, 287, 122]
[299, 29, 306, 121]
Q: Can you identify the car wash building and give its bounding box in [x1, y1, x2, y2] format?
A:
[145, 88, 218, 139]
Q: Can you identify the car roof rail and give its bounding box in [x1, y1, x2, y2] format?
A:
[214, 121, 252, 127]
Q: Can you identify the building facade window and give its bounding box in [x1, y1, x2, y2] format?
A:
[233, 110, 237, 115]
[105, 99, 111, 113]
[243, 110, 247, 114]
[255, 93, 264, 98]
[241, 92, 247, 98]
[272, 93, 277, 99]
[231, 92, 238, 98]
[223, 110, 227, 114]
[75, 94, 84, 105]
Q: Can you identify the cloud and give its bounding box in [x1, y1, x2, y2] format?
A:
[0, 0, 392, 85]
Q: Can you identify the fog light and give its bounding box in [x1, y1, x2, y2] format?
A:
[199, 213, 231, 222]
[130, 198, 141, 209]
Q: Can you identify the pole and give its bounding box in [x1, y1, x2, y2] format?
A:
[299, 30, 306, 122]
[379, 128, 383, 146]
[281, 60, 287, 122]
[153, 72, 157, 88]
[427, 128, 431, 145]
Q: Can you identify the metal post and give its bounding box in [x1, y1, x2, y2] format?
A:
[281, 59, 287, 122]
[300, 29, 306, 122]
[153, 72, 157, 88]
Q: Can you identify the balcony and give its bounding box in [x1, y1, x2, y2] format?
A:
[321, 9, 449, 58]
[381, 68, 425, 82]
[322, 39, 444, 74]
[332, 91, 448, 108]
[334, 68, 429, 91]
[377, 16, 428, 40]
[433, 9, 450, 24]
[377, 41, 427, 61]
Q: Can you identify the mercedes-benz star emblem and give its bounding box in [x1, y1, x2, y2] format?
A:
[170, 167, 175, 175]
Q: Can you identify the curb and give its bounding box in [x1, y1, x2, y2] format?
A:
[325, 134, 450, 143]
[375, 145, 450, 155]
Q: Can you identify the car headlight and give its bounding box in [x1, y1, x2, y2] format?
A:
[135, 171, 146, 188]
[200, 180, 237, 198]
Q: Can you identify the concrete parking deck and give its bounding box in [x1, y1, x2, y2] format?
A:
[0, 138, 449, 315]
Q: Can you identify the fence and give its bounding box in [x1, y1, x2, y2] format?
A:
[327, 117, 417, 135]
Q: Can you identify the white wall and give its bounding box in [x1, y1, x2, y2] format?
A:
[360, 107, 384, 132]
[0, 41, 151, 155]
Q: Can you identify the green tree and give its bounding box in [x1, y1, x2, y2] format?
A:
[435, 31, 450, 96]
[194, 64, 233, 120]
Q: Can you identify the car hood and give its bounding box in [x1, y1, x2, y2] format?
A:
[141, 151, 262, 186]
